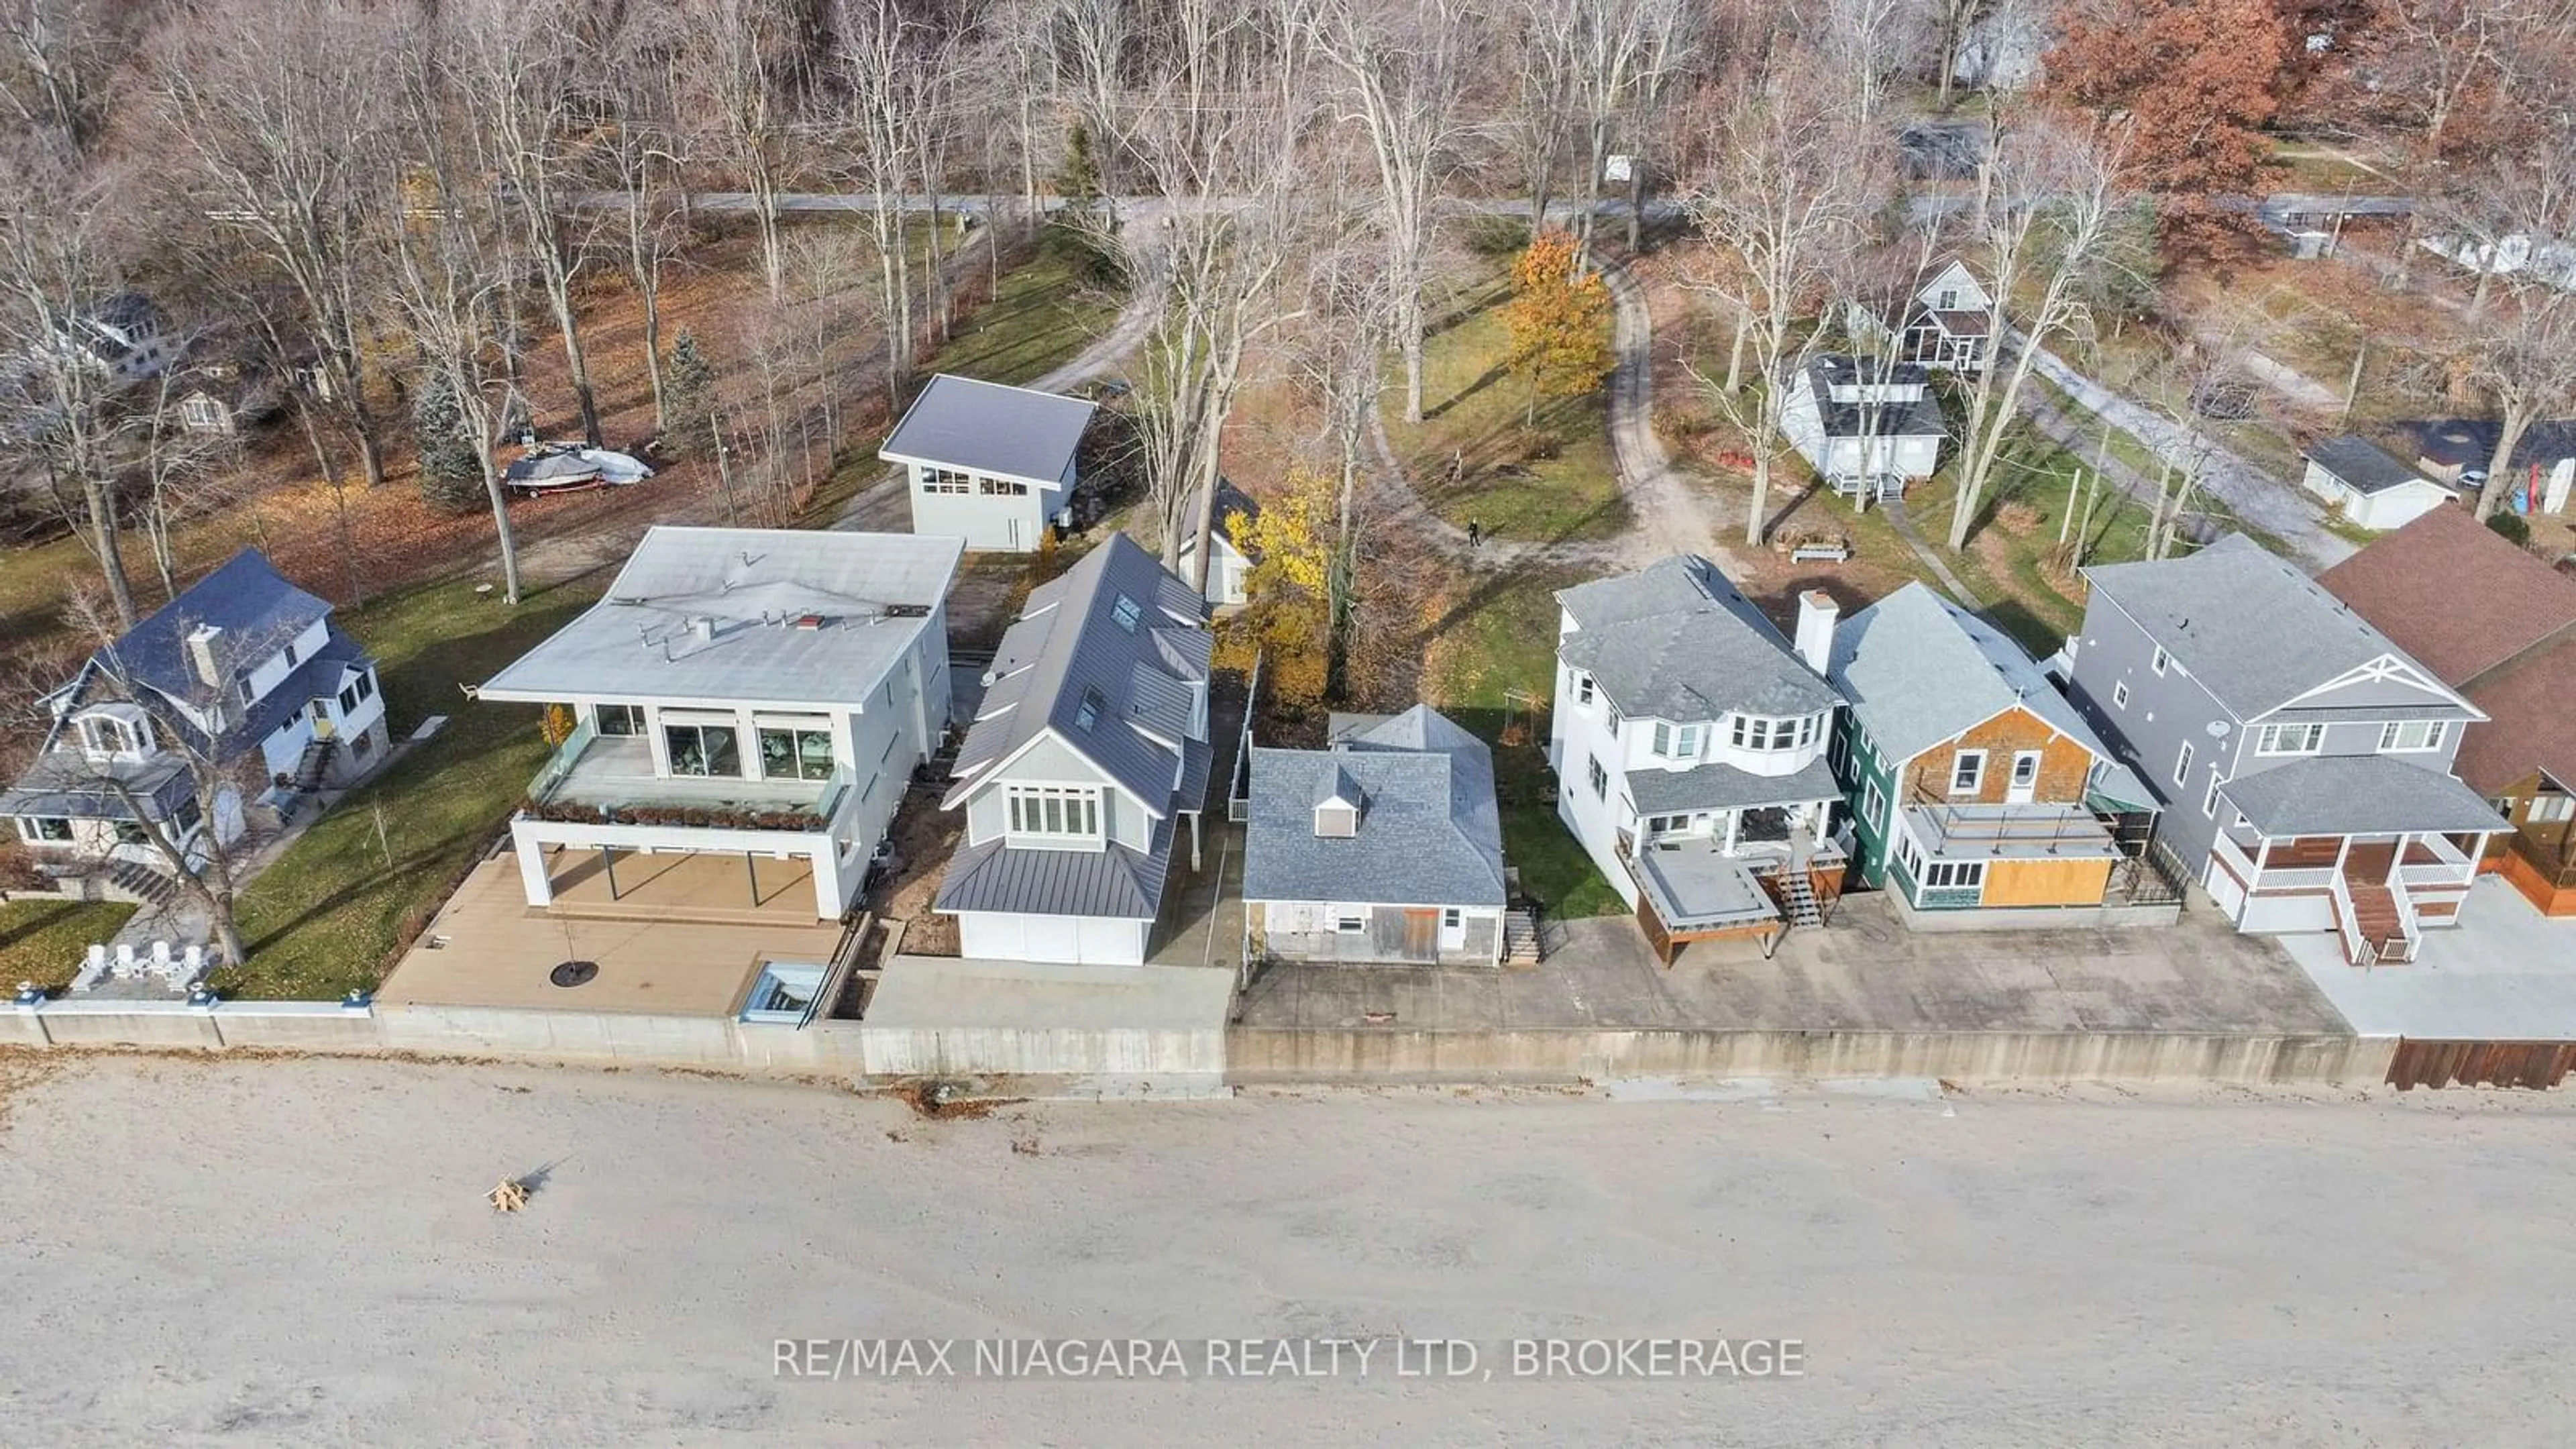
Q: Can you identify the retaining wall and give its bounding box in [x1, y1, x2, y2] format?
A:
[1225, 1027, 2397, 1088]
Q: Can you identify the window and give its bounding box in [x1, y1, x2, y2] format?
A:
[1646, 813, 1688, 836]
[1949, 750, 1986, 795]
[2151, 646, 2170, 676]
[1335, 910, 1366, 934]
[663, 722, 742, 777]
[1730, 714, 1812, 753]
[1110, 594, 1142, 633]
[173, 796, 203, 835]
[77, 716, 136, 755]
[235, 677, 255, 707]
[2173, 741, 2193, 788]
[180, 393, 224, 431]
[1574, 672, 1595, 708]
[1073, 688, 1105, 732]
[2112, 680, 2130, 710]
[1442, 907, 1462, 928]
[1607, 702, 1622, 737]
[282, 642, 299, 668]
[1935, 288, 1959, 309]
[113, 820, 149, 847]
[1651, 720, 1703, 759]
[1588, 754, 1608, 800]
[17, 817, 74, 843]
[595, 704, 645, 737]
[2202, 765, 2222, 819]
[923, 468, 973, 494]
[2255, 722, 2324, 755]
[1923, 859, 1986, 890]
[338, 683, 359, 713]
[2379, 720, 2449, 753]
[354, 671, 374, 702]
[2010, 751, 2041, 792]
[1651, 720, 1669, 757]
[1862, 777, 1886, 828]
[977, 476, 1029, 496]
[2530, 795, 2575, 824]
[1006, 784, 1102, 841]
[758, 725, 835, 781]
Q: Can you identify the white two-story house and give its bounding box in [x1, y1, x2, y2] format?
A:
[1550, 556, 1851, 961]
[1780, 355, 1948, 507]
[879, 373, 1098, 553]
[934, 534, 1214, 965]
[473, 527, 963, 922]
[4, 549, 386, 876]
[2062, 535, 2501, 965]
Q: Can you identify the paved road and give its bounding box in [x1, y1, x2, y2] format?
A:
[6, 1057, 2574, 1444]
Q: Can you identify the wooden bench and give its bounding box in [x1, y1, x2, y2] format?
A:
[1790, 541, 1851, 563]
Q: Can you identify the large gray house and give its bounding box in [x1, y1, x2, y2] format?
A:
[2059, 535, 2500, 964]
[1244, 705, 1508, 967]
[934, 534, 1214, 964]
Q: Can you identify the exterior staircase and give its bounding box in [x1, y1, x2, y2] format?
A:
[2343, 879, 2411, 964]
[292, 737, 338, 792]
[1501, 907, 1542, 966]
[1777, 869, 1825, 930]
[106, 859, 181, 908]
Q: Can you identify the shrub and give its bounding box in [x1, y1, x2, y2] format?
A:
[2487, 510, 2534, 547]
[1464, 215, 1532, 258]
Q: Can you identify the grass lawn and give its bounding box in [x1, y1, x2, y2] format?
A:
[1421, 563, 1625, 920]
[1914, 418, 2157, 655]
[218, 572, 606, 1000]
[923, 223, 1124, 389]
[1384, 276, 1627, 546]
[0, 899, 139, 994]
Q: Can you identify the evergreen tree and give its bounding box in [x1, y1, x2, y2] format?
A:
[411, 369, 485, 513]
[665, 329, 719, 458]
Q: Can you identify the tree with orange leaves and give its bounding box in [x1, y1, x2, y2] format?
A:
[2045, 0, 2290, 263]
[1501, 229, 1615, 425]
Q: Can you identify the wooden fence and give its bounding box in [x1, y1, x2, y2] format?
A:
[2385, 1038, 2576, 1091]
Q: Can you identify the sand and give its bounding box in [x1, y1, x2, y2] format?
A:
[4, 1057, 2575, 1446]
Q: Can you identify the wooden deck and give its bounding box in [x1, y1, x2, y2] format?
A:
[380, 852, 846, 1017]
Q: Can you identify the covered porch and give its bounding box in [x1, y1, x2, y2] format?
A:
[1619, 798, 1852, 966]
[507, 814, 857, 921]
[2212, 756, 2502, 964]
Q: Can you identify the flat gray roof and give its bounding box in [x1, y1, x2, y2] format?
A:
[2221, 755, 2503, 838]
[879, 373, 1096, 485]
[476, 527, 962, 707]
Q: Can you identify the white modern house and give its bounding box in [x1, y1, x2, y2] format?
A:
[474, 527, 963, 921]
[1780, 355, 1947, 507]
[935, 534, 1214, 965]
[1550, 556, 1851, 959]
[2300, 435, 2455, 531]
[4, 549, 386, 876]
[1243, 706, 1509, 967]
[879, 373, 1097, 552]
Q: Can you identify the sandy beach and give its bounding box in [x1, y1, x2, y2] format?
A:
[3, 1056, 2573, 1446]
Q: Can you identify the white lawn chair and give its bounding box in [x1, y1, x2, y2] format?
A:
[150, 940, 174, 976]
[113, 943, 142, 978]
[180, 944, 207, 982]
[73, 944, 109, 992]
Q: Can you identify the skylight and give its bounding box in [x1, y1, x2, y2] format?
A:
[1074, 688, 1105, 731]
[1111, 594, 1142, 633]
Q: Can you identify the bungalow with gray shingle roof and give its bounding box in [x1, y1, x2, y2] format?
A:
[1244, 705, 1508, 967]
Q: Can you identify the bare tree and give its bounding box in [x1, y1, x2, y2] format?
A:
[446, 0, 608, 445]
[1564, 0, 1695, 262]
[0, 147, 143, 627]
[604, 30, 691, 434]
[1929, 0, 1995, 109]
[1498, 0, 1578, 227]
[1940, 109, 2135, 551]
[1315, 0, 1473, 425]
[682, 0, 802, 301]
[0, 0, 128, 148]
[2464, 284, 2576, 521]
[150, 0, 402, 491]
[1806, 0, 1929, 131]
[833, 0, 931, 396]
[1682, 72, 1877, 545]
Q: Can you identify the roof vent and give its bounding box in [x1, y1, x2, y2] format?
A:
[688, 615, 716, 641]
[795, 614, 828, 630]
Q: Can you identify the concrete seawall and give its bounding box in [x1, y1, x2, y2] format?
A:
[1225, 1028, 2396, 1088]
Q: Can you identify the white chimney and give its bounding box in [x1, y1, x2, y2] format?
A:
[186, 623, 225, 688]
[1793, 590, 1838, 676]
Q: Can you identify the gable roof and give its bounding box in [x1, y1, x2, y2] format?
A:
[2082, 534, 2465, 721]
[1829, 582, 2123, 767]
[879, 373, 1097, 485]
[475, 527, 961, 707]
[2316, 504, 2576, 685]
[2306, 435, 2438, 497]
[94, 549, 331, 714]
[1803, 356, 1947, 441]
[2317, 506, 2576, 795]
[1243, 706, 1506, 908]
[1916, 258, 1988, 307]
[944, 533, 1212, 814]
[1557, 555, 1840, 722]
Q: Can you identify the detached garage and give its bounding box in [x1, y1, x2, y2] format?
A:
[2302, 435, 2457, 532]
[954, 911, 1152, 967]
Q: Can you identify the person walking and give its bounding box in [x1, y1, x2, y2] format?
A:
[1466, 518, 1483, 549]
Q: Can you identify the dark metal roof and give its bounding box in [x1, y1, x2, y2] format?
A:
[879, 373, 1097, 484]
[98, 549, 330, 714]
[934, 813, 1176, 920]
[2306, 435, 2434, 496]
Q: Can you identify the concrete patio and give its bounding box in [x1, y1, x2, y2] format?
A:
[2283, 877, 2576, 1039]
[1235, 889, 2351, 1036]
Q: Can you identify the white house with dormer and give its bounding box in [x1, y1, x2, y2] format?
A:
[3, 549, 386, 875]
[1549, 555, 1852, 958]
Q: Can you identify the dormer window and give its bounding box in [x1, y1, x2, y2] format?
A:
[1007, 784, 1102, 843]
[1110, 594, 1142, 633]
[1073, 688, 1104, 731]
[2151, 646, 2170, 676]
[74, 710, 150, 757]
[282, 642, 299, 669]
[2379, 720, 2448, 753]
[1315, 802, 1358, 837]
[235, 677, 255, 707]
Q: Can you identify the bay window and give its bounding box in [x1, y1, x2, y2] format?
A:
[1729, 712, 1819, 753]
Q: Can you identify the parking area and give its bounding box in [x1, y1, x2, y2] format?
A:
[2282, 877, 2576, 1039]
[1236, 890, 2354, 1036]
